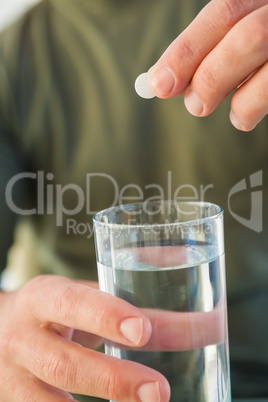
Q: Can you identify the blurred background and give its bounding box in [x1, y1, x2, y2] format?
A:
[0, 0, 41, 290]
[0, 0, 41, 32]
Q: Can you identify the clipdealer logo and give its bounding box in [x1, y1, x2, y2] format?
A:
[228, 170, 263, 233]
[4, 171, 213, 229]
[5, 170, 263, 235]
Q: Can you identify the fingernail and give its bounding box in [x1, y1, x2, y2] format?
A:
[230, 110, 243, 130]
[137, 381, 161, 402]
[184, 90, 203, 116]
[150, 68, 175, 96]
[120, 317, 143, 345]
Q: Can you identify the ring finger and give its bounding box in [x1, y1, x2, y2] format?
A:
[16, 329, 170, 401]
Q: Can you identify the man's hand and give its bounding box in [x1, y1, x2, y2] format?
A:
[149, 0, 268, 131]
[0, 275, 170, 401]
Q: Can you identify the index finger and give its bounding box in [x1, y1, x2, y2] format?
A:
[149, 0, 267, 98]
[26, 276, 152, 348]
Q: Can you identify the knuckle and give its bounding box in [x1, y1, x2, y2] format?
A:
[25, 274, 47, 290]
[251, 14, 268, 50]
[198, 65, 219, 92]
[53, 284, 79, 323]
[179, 39, 197, 63]
[0, 330, 16, 359]
[93, 303, 109, 332]
[235, 6, 268, 52]
[105, 370, 122, 401]
[22, 275, 49, 309]
[44, 350, 73, 389]
[240, 21, 268, 53]
[222, 0, 248, 24]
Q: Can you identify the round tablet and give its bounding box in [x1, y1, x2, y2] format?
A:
[134, 72, 155, 99]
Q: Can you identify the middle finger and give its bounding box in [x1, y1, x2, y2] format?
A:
[28, 276, 152, 348]
[17, 329, 170, 401]
[184, 5, 268, 117]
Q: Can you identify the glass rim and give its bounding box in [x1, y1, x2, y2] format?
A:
[93, 200, 224, 230]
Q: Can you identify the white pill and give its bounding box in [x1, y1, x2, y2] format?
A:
[134, 72, 155, 99]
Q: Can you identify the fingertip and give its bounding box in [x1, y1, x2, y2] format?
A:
[149, 68, 176, 98]
[160, 377, 171, 402]
[184, 89, 204, 116]
[120, 316, 152, 346]
[137, 376, 171, 402]
[229, 110, 258, 132]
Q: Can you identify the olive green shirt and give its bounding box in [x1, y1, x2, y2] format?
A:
[0, 0, 268, 400]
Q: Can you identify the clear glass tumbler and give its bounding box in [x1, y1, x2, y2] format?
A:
[93, 201, 231, 402]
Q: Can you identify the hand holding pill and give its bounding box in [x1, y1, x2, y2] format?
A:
[135, 0, 268, 132]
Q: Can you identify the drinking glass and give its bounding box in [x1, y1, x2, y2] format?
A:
[93, 201, 231, 402]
